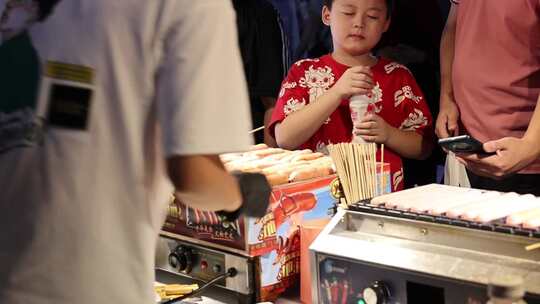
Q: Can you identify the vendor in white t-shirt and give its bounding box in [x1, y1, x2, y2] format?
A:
[0, 1, 268, 303]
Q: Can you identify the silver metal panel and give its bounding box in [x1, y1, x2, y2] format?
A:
[310, 209, 540, 295]
[309, 250, 320, 304]
[155, 237, 254, 295]
[225, 253, 254, 295]
[343, 211, 540, 261]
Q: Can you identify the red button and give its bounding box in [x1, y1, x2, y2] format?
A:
[200, 261, 208, 270]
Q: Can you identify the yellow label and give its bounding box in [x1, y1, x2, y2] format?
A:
[45, 61, 94, 84]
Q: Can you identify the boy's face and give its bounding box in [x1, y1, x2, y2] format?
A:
[322, 0, 390, 57]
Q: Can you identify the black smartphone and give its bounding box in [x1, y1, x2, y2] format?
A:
[438, 135, 492, 154]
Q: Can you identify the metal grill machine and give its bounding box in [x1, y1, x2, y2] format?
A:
[310, 184, 540, 304]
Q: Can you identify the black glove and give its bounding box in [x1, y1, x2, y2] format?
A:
[216, 172, 271, 222]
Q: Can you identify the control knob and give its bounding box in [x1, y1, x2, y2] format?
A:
[168, 245, 193, 274]
[362, 281, 390, 304]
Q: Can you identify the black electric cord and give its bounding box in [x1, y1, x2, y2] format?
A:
[162, 268, 237, 304]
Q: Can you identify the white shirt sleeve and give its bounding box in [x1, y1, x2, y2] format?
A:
[156, 0, 253, 157]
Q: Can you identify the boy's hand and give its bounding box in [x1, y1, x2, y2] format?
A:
[331, 66, 374, 100]
[353, 113, 393, 144]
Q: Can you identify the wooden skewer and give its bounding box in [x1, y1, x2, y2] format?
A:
[353, 144, 362, 201]
[346, 144, 354, 202]
[371, 143, 376, 197]
[363, 144, 370, 200]
[328, 143, 378, 205]
[336, 145, 351, 203]
[248, 126, 265, 134]
[357, 144, 365, 201]
[526, 242, 540, 251]
[331, 145, 352, 204]
[356, 144, 366, 202]
[367, 144, 374, 199]
[380, 144, 385, 196]
[367, 143, 372, 199]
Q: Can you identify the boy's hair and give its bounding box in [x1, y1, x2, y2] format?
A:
[323, 0, 394, 18]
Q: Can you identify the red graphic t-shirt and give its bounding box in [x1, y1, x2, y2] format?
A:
[269, 55, 433, 191]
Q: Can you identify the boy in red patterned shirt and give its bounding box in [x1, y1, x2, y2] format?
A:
[269, 0, 434, 191]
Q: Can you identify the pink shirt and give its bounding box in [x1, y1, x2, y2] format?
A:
[453, 0, 540, 173]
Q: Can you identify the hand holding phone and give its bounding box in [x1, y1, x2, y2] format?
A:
[438, 135, 494, 155]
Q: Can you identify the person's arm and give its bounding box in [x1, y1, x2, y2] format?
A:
[435, 3, 460, 138]
[522, 98, 540, 154]
[157, 1, 255, 212]
[275, 66, 374, 150]
[167, 155, 241, 212]
[275, 88, 343, 150]
[262, 97, 278, 147]
[386, 127, 432, 160]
